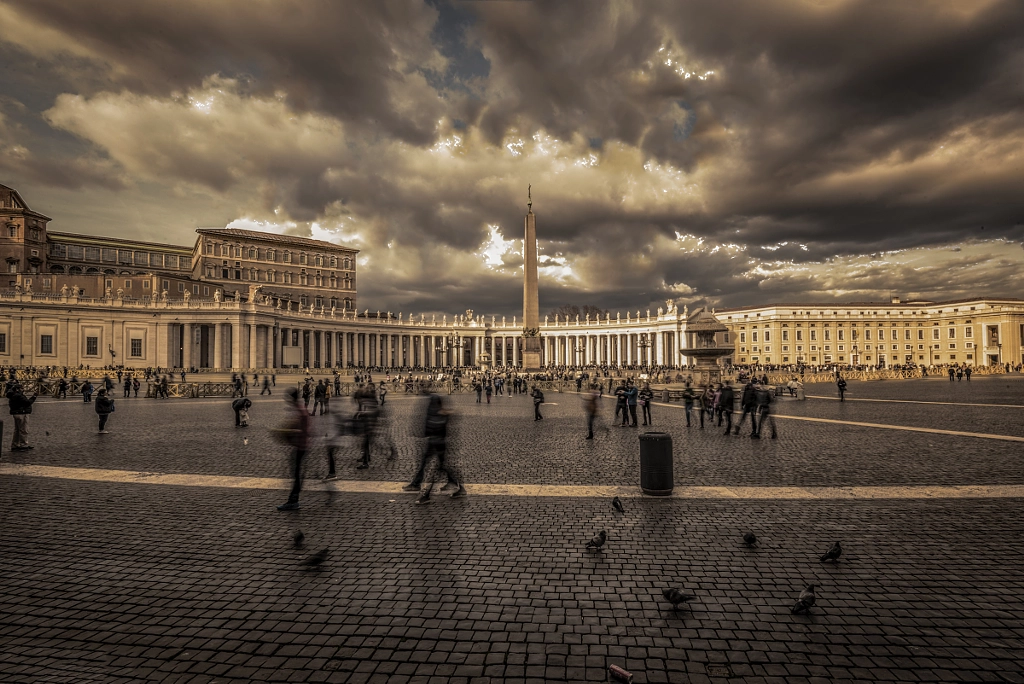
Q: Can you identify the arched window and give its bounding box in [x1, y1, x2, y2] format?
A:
[299, 270, 308, 286]
[299, 253, 307, 265]
[330, 276, 337, 288]
[343, 298, 353, 310]
[283, 251, 291, 264]
[343, 257, 351, 270]
[331, 297, 338, 308]
[315, 255, 323, 267]
[329, 256, 337, 267]
[267, 248, 276, 261]
[50, 264, 65, 274]
[315, 297, 323, 308]
[300, 295, 308, 306]
[248, 247, 257, 259]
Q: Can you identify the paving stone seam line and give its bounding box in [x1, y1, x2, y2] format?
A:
[804, 395, 1024, 408]
[650, 401, 1024, 442]
[3, 463, 1023, 498]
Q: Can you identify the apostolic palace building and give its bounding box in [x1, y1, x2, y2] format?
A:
[1, 182, 1023, 372]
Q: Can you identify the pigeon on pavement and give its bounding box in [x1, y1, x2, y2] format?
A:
[662, 587, 696, 609]
[791, 584, 816, 614]
[820, 541, 842, 563]
[301, 547, 330, 567]
[243, 437, 249, 445]
[293, 530, 304, 548]
[743, 532, 757, 547]
[612, 497, 625, 514]
[586, 530, 607, 551]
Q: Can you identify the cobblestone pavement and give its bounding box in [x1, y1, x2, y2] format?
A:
[2, 376, 1024, 682]
[1, 476, 1023, 684]
[4, 376, 1024, 487]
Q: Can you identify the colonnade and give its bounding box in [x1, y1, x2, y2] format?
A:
[534, 331, 677, 367]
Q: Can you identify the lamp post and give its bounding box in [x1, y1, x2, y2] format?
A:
[445, 333, 464, 368]
[852, 344, 859, 368]
[638, 333, 651, 369]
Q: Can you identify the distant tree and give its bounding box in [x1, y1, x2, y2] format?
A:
[546, 304, 609, 320]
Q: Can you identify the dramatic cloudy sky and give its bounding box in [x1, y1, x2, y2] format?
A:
[2, 0, 1024, 316]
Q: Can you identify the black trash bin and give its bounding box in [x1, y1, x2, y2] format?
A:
[639, 431, 673, 496]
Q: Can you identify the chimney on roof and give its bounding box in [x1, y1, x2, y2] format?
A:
[891, 295, 901, 304]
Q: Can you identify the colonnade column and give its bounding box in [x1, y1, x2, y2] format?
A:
[249, 323, 258, 370]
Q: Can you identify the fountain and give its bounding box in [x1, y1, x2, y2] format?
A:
[679, 307, 733, 386]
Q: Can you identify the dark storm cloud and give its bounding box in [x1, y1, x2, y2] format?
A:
[2, 0, 1023, 315]
[1, 0, 448, 144]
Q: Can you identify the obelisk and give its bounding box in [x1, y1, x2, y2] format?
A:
[522, 185, 543, 370]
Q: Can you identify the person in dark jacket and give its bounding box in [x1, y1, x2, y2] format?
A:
[638, 383, 654, 426]
[837, 376, 848, 402]
[123, 376, 132, 398]
[81, 379, 94, 403]
[734, 380, 758, 436]
[7, 383, 37, 450]
[753, 385, 776, 439]
[95, 389, 115, 433]
[531, 386, 545, 421]
[625, 381, 639, 427]
[718, 380, 735, 435]
[232, 396, 252, 427]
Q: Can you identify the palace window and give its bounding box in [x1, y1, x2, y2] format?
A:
[949, 343, 956, 349]
[838, 330, 844, 341]
[782, 330, 789, 341]
[343, 257, 352, 270]
[249, 247, 257, 259]
[752, 332, 758, 342]
[86, 337, 98, 356]
[796, 330, 802, 341]
[7, 225, 16, 237]
[315, 255, 323, 267]
[965, 327, 972, 337]
[299, 253, 307, 265]
[283, 251, 292, 264]
[864, 329, 871, 340]
[330, 256, 337, 268]
[0, 333, 6, 353]
[932, 329, 940, 340]
[343, 298, 353, 310]
[267, 248, 276, 261]
[130, 339, 143, 357]
[892, 329, 898, 340]
[948, 328, 956, 338]
[764, 331, 771, 342]
[40, 335, 53, 355]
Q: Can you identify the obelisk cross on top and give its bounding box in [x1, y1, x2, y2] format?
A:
[522, 185, 542, 369]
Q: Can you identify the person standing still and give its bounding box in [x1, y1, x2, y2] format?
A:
[531, 385, 545, 421]
[95, 388, 115, 434]
[625, 381, 639, 427]
[277, 389, 311, 511]
[7, 383, 37, 450]
[638, 383, 654, 426]
[837, 376, 847, 402]
[683, 385, 696, 427]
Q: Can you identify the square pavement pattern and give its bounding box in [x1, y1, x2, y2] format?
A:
[2, 376, 1024, 682]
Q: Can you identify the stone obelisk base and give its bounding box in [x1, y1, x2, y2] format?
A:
[522, 337, 543, 371]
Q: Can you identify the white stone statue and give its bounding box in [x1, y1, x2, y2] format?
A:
[61, 284, 69, 297]
[616, 312, 620, 322]
[275, 298, 281, 309]
[513, 315, 516, 326]
[636, 310, 641, 319]
[683, 305, 689, 316]
[657, 306, 663, 316]
[443, 314, 447, 325]
[213, 290, 222, 302]
[432, 314, 436, 324]
[646, 309, 650, 320]
[576, 314, 580, 324]
[160, 289, 168, 302]
[233, 290, 240, 302]
[72, 285, 80, 296]
[492, 315, 496, 326]
[502, 315, 506, 326]
[666, 299, 675, 314]
[247, 283, 262, 302]
[183, 291, 191, 302]
[116, 287, 124, 299]
[297, 303, 303, 313]
[585, 313, 590, 323]
[14, 283, 22, 294]
[626, 312, 630, 323]
[544, 315, 549, 325]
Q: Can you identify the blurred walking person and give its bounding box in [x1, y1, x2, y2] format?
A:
[583, 384, 600, 439]
[276, 389, 311, 511]
[403, 393, 465, 503]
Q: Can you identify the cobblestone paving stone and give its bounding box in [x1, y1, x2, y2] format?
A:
[790, 376, 1024, 437]
[2, 476, 1023, 684]
[4, 376, 1024, 487]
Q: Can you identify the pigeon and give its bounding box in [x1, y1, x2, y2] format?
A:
[791, 583, 816, 614]
[301, 547, 330, 567]
[586, 530, 607, 551]
[662, 587, 696, 609]
[45, 431, 50, 436]
[293, 530, 305, 547]
[820, 541, 842, 563]
[243, 437, 249, 446]
[743, 532, 757, 547]
[612, 497, 625, 514]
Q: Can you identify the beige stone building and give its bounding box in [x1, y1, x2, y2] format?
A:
[192, 228, 357, 311]
[717, 298, 1024, 367]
